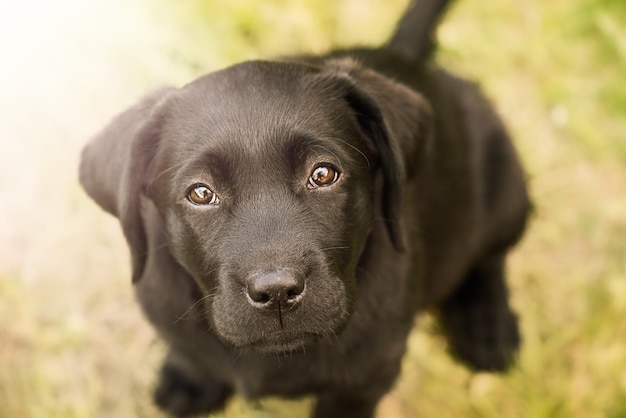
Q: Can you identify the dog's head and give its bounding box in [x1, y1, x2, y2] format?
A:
[81, 59, 431, 354]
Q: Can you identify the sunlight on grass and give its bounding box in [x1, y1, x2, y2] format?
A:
[1, 0, 624, 417]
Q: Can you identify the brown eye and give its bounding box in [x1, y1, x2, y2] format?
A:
[308, 165, 339, 188]
[187, 184, 220, 205]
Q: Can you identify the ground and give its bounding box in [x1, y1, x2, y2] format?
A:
[0, 0, 625, 417]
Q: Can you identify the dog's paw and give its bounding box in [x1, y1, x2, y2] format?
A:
[154, 362, 231, 417]
[442, 304, 520, 371]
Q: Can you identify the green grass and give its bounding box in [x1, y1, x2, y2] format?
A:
[1, 0, 624, 417]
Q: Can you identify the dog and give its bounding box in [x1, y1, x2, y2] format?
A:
[79, 1, 530, 417]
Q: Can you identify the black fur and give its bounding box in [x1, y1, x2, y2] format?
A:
[79, 2, 530, 417]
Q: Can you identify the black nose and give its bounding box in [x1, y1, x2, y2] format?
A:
[246, 269, 305, 309]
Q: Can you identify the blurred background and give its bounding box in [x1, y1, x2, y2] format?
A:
[0, 0, 625, 417]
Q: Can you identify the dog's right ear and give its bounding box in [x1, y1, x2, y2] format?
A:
[314, 59, 433, 252]
[80, 87, 175, 283]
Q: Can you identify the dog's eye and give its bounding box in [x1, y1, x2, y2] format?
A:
[308, 165, 339, 188]
[187, 184, 220, 205]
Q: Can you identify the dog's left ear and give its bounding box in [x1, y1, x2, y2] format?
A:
[318, 58, 433, 251]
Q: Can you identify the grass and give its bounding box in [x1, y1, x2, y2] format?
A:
[0, 0, 624, 417]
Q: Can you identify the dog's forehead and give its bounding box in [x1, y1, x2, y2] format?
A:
[154, 60, 373, 188]
[161, 61, 367, 160]
[166, 61, 352, 145]
[184, 60, 319, 102]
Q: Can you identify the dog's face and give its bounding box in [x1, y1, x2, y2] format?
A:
[149, 62, 380, 353]
[81, 59, 431, 354]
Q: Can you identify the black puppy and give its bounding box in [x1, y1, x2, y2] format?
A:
[80, 1, 530, 417]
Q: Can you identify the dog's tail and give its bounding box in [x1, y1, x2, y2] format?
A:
[388, 0, 454, 62]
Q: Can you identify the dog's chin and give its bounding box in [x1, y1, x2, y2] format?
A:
[231, 332, 324, 356]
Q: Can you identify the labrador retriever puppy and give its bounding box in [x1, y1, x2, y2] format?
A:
[80, 1, 530, 417]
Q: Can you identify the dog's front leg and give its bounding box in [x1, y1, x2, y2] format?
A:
[313, 393, 382, 418]
[153, 351, 232, 417]
[439, 251, 521, 371]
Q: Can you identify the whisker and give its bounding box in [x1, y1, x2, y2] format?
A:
[319, 246, 350, 252]
[326, 136, 371, 168]
[170, 271, 221, 325]
[144, 161, 187, 195]
[172, 292, 214, 325]
[310, 144, 343, 170]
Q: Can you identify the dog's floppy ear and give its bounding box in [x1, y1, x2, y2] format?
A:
[319, 58, 433, 251]
[80, 87, 175, 282]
